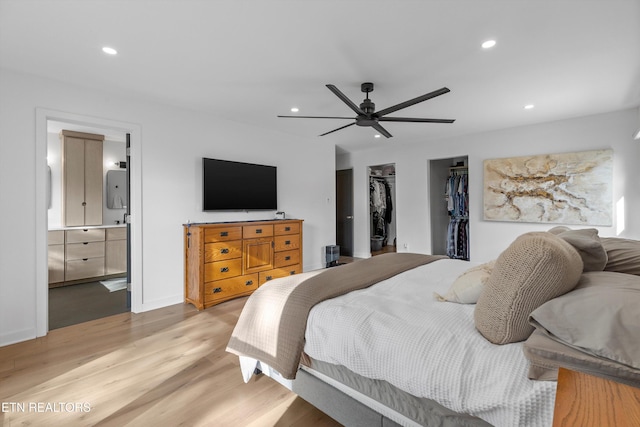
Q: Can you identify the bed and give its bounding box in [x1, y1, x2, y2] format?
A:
[227, 230, 640, 427]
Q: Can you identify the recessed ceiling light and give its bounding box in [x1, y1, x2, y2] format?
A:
[374, 134, 381, 138]
[524, 104, 535, 110]
[102, 46, 118, 55]
[290, 107, 299, 113]
[481, 40, 496, 49]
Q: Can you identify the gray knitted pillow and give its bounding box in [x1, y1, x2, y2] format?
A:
[474, 232, 583, 344]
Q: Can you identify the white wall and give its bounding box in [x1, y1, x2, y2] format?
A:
[338, 108, 640, 260]
[47, 132, 62, 226]
[0, 68, 336, 346]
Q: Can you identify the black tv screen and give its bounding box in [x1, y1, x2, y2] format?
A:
[203, 158, 277, 211]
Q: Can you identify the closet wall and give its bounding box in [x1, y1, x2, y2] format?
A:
[369, 164, 396, 252]
[429, 156, 469, 260]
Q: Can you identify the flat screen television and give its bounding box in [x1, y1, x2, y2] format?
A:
[203, 158, 277, 211]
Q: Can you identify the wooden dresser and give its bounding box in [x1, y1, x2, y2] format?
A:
[184, 219, 303, 310]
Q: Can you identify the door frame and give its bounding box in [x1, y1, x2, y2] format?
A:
[35, 108, 143, 336]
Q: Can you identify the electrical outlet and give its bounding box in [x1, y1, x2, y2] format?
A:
[403, 243, 408, 250]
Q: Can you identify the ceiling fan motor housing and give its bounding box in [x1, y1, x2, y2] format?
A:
[360, 99, 375, 115]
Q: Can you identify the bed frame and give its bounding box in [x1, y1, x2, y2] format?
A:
[260, 362, 490, 427]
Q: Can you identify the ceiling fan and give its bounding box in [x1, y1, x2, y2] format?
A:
[278, 82, 455, 138]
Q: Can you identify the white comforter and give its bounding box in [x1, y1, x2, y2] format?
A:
[303, 259, 556, 427]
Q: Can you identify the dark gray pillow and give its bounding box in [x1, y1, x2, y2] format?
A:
[601, 237, 640, 276]
[523, 329, 640, 384]
[530, 271, 640, 369]
[548, 226, 607, 271]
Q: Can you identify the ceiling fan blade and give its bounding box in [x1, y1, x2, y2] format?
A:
[277, 115, 355, 119]
[379, 117, 455, 123]
[326, 84, 365, 115]
[375, 87, 450, 117]
[372, 123, 392, 138]
[319, 122, 356, 136]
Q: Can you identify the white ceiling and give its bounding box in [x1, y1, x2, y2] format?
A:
[2, 0, 639, 152]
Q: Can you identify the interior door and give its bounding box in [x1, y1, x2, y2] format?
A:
[336, 169, 354, 257]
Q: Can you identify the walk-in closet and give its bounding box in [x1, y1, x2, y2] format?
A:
[429, 157, 469, 260]
[369, 163, 396, 255]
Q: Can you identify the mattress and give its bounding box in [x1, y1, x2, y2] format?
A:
[303, 259, 557, 427]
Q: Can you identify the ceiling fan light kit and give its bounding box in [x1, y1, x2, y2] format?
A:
[278, 82, 455, 138]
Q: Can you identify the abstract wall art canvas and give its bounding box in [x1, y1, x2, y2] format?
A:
[483, 149, 613, 225]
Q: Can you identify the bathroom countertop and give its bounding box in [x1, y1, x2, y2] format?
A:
[48, 224, 126, 231]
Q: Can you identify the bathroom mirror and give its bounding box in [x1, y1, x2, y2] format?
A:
[106, 170, 127, 209]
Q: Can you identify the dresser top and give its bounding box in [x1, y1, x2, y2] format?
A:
[183, 219, 302, 227]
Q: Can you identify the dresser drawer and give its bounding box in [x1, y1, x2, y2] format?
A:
[66, 257, 105, 281]
[204, 274, 259, 304]
[275, 222, 300, 236]
[204, 258, 242, 282]
[106, 227, 127, 240]
[48, 230, 65, 245]
[274, 234, 300, 252]
[204, 226, 242, 242]
[259, 264, 301, 285]
[274, 249, 300, 268]
[243, 224, 274, 239]
[205, 240, 242, 262]
[66, 241, 105, 260]
[66, 228, 105, 243]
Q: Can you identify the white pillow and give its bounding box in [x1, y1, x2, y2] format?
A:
[434, 260, 495, 304]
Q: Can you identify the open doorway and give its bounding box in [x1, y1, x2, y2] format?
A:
[336, 169, 354, 257]
[35, 108, 142, 337]
[429, 156, 469, 260]
[368, 163, 396, 256]
[46, 122, 130, 329]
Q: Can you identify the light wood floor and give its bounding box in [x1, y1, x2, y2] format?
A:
[0, 298, 342, 427]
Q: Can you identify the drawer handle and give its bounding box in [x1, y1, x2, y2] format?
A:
[256, 229, 262, 234]
[83, 229, 88, 232]
[289, 271, 295, 275]
[220, 231, 228, 237]
[220, 248, 229, 254]
[285, 240, 291, 245]
[83, 242, 88, 245]
[285, 256, 291, 261]
[213, 287, 222, 293]
[245, 280, 253, 286]
[82, 258, 88, 261]
[266, 276, 273, 281]
[284, 226, 291, 231]
[220, 267, 229, 273]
